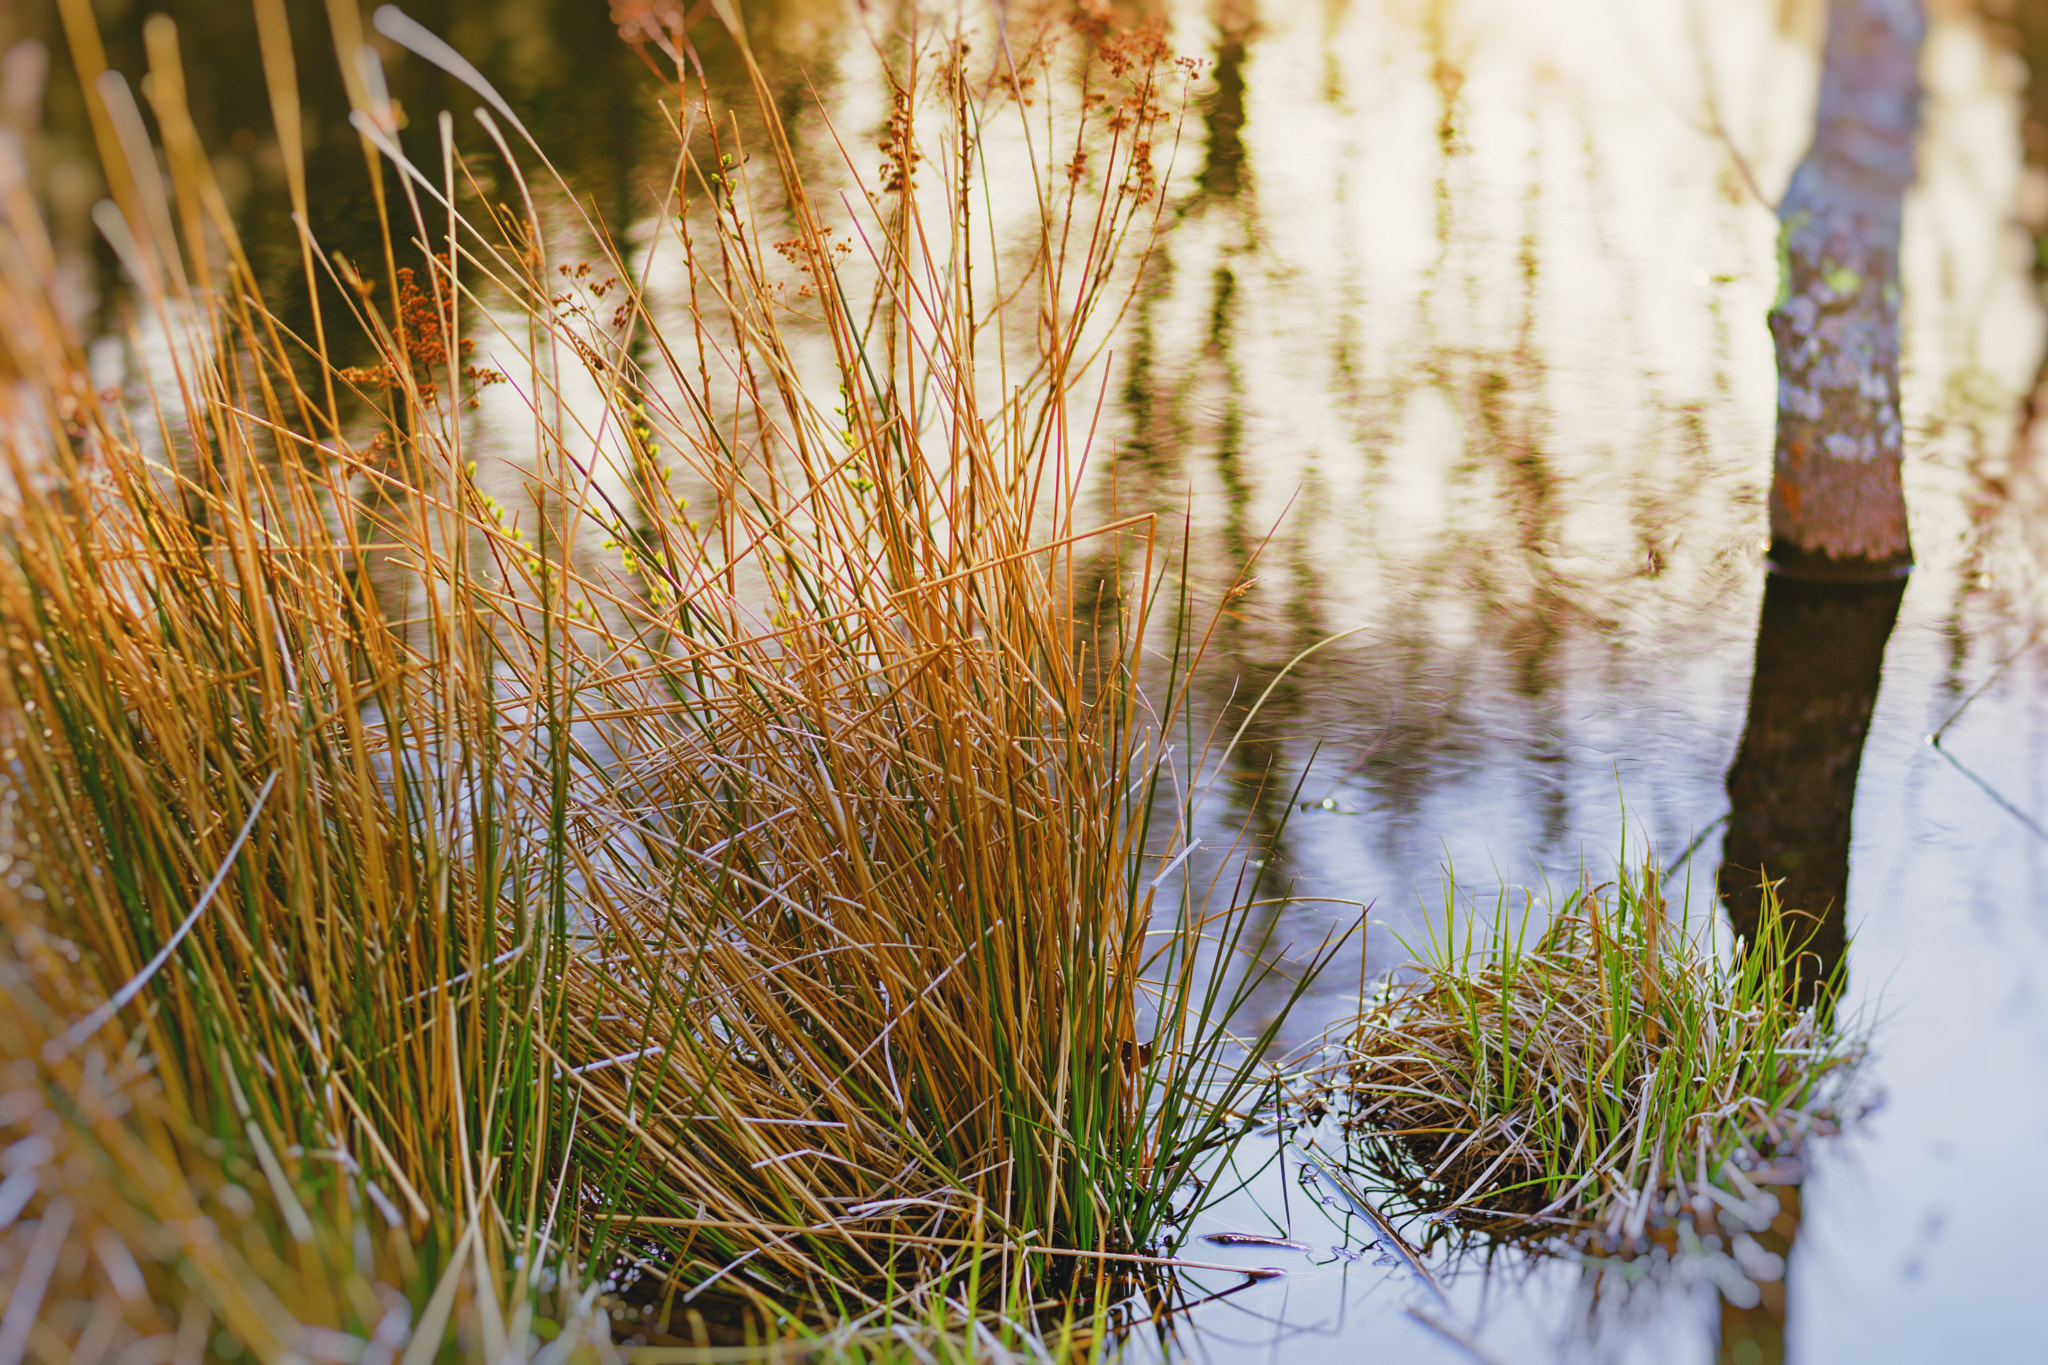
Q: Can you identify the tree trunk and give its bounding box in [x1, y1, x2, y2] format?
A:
[1767, 0, 1924, 581]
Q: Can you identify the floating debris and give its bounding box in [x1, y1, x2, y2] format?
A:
[1202, 1232, 1314, 1252]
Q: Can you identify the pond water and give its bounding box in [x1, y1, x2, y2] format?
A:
[7, 0, 2047, 1359]
[1103, 5, 2048, 1357]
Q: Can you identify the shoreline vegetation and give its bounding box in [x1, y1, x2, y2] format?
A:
[0, 2, 1867, 1360]
[1, 2, 1333, 1356]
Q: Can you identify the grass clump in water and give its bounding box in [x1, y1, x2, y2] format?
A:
[1309, 863, 1867, 1251]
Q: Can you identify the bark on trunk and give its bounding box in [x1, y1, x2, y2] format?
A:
[1767, 0, 1924, 581]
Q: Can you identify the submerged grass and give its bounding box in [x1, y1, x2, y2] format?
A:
[1306, 863, 1866, 1250]
[0, 2, 1328, 1357]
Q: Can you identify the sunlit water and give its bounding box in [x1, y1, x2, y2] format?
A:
[12, 0, 2048, 1358]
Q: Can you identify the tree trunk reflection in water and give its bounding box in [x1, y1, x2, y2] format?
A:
[1716, 1185, 1806, 1365]
[1719, 574, 1905, 997]
[1712, 575, 1903, 1365]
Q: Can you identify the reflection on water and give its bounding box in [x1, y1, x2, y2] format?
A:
[1087, 0, 2046, 1358]
[0, 0, 821, 361]
[1720, 574, 1906, 997]
[1708, 568, 1905, 1365]
[1716, 1183, 1801, 1365]
[12, 0, 2048, 1358]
